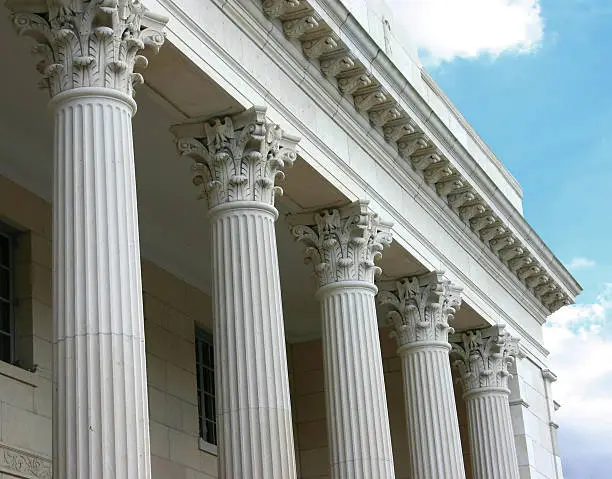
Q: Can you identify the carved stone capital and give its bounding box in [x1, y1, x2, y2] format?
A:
[10, 0, 167, 98]
[171, 107, 300, 210]
[451, 325, 519, 394]
[289, 201, 393, 288]
[378, 271, 463, 348]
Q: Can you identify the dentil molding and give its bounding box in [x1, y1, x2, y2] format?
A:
[288, 200, 393, 287]
[259, 0, 571, 313]
[378, 271, 462, 347]
[451, 325, 519, 393]
[8, 0, 167, 98]
[171, 106, 300, 210]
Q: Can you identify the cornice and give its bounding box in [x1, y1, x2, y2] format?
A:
[156, 0, 557, 357]
[259, 0, 579, 312]
[419, 71, 523, 198]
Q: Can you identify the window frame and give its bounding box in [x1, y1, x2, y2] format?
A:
[195, 327, 217, 452]
[0, 222, 16, 365]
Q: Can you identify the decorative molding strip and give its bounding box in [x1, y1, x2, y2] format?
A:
[260, 0, 572, 313]
[0, 443, 51, 479]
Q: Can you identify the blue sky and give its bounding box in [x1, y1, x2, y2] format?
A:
[396, 0, 612, 477]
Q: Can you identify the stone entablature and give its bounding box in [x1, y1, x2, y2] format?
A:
[260, 0, 571, 313]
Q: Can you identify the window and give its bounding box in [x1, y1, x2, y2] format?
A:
[0, 225, 14, 364]
[195, 329, 217, 446]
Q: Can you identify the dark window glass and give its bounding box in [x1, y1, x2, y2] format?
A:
[0, 302, 10, 332]
[0, 269, 9, 300]
[195, 329, 217, 446]
[0, 235, 8, 267]
[0, 334, 10, 363]
[0, 228, 13, 364]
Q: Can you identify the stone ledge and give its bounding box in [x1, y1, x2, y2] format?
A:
[198, 437, 218, 456]
[0, 361, 40, 388]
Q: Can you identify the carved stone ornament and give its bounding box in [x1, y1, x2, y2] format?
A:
[0, 442, 52, 479]
[10, 0, 167, 98]
[378, 271, 462, 348]
[171, 107, 300, 210]
[262, 0, 301, 18]
[289, 200, 393, 287]
[260, 0, 573, 313]
[337, 72, 373, 95]
[451, 325, 519, 393]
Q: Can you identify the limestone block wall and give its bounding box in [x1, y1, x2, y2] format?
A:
[141, 259, 218, 479]
[508, 357, 560, 479]
[0, 175, 222, 479]
[0, 175, 53, 478]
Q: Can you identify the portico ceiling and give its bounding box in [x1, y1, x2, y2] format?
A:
[0, 11, 485, 341]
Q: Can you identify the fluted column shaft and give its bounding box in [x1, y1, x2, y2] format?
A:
[52, 89, 150, 478]
[398, 342, 466, 478]
[211, 202, 297, 479]
[318, 282, 395, 479]
[464, 388, 519, 479]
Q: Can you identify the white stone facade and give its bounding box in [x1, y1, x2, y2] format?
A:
[0, 0, 578, 478]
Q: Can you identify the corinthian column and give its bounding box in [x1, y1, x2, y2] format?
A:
[378, 272, 466, 479]
[451, 325, 520, 479]
[290, 201, 395, 479]
[10, 2, 166, 477]
[172, 108, 299, 479]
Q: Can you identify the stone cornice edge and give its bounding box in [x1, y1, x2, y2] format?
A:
[419, 71, 523, 198]
[259, 0, 580, 312]
[152, 0, 554, 356]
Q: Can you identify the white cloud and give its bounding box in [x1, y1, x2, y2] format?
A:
[544, 285, 612, 473]
[565, 256, 596, 270]
[389, 0, 544, 63]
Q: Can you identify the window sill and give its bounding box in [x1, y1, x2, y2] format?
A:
[198, 438, 218, 456]
[0, 361, 40, 388]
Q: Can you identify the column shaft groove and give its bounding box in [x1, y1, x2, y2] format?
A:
[320, 284, 395, 479]
[400, 345, 466, 478]
[211, 205, 297, 479]
[466, 391, 520, 479]
[52, 93, 150, 479]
